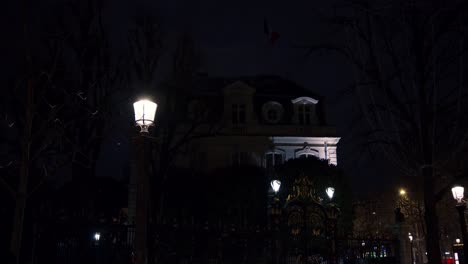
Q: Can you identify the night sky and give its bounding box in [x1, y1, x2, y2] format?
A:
[2, 0, 392, 193]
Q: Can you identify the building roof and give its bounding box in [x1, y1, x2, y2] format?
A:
[190, 74, 328, 125]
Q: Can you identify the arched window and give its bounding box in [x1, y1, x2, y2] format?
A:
[295, 147, 319, 159]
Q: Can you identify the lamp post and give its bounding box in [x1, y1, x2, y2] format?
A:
[133, 99, 157, 264]
[455, 238, 462, 264]
[326, 186, 338, 264]
[270, 179, 282, 264]
[409, 233, 414, 264]
[452, 186, 468, 264]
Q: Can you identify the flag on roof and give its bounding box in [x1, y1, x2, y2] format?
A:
[264, 18, 280, 45]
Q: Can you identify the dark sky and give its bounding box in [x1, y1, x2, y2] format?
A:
[2, 0, 394, 193]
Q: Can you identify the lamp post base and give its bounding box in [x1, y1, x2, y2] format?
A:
[456, 203, 468, 264]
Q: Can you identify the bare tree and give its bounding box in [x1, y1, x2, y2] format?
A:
[303, 1, 468, 263]
[1, 1, 126, 262]
[56, 0, 124, 184]
[0, 3, 73, 263]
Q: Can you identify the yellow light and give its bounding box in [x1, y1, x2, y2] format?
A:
[399, 189, 406, 195]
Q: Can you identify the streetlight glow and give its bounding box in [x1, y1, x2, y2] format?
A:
[133, 99, 157, 133]
[271, 180, 281, 193]
[94, 232, 101, 241]
[452, 186, 465, 203]
[456, 238, 461, 244]
[408, 233, 413, 242]
[399, 188, 406, 196]
[326, 187, 335, 200]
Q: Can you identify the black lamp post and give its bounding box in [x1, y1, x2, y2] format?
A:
[270, 179, 282, 264]
[325, 187, 339, 264]
[452, 186, 468, 264]
[408, 233, 414, 264]
[133, 99, 158, 264]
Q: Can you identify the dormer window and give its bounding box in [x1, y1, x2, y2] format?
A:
[262, 101, 283, 124]
[298, 105, 312, 125]
[232, 103, 246, 124]
[291, 97, 319, 125]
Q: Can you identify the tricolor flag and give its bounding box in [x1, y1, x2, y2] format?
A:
[264, 18, 280, 45]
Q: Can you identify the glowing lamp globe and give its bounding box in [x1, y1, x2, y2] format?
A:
[133, 99, 157, 133]
[271, 180, 281, 193]
[456, 238, 461, 244]
[408, 233, 413, 242]
[452, 186, 465, 203]
[326, 187, 335, 200]
[94, 232, 101, 241]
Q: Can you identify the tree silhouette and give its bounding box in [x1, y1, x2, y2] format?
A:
[303, 2, 468, 263]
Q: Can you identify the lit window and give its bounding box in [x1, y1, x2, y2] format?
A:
[232, 104, 246, 125]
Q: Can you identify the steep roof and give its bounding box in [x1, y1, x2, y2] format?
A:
[189, 74, 328, 125]
[191, 74, 322, 98]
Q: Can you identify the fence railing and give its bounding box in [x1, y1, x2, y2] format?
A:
[35, 222, 399, 264]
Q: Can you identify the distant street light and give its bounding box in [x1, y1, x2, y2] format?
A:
[271, 180, 281, 194]
[133, 99, 158, 133]
[399, 188, 407, 196]
[451, 185, 468, 264]
[94, 232, 101, 241]
[409, 233, 414, 264]
[326, 187, 335, 200]
[452, 186, 465, 203]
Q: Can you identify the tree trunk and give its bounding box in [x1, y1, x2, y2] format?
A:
[10, 79, 34, 264]
[10, 193, 27, 264]
[422, 165, 442, 264]
[135, 135, 151, 264]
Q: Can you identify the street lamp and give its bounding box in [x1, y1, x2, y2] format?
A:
[453, 186, 465, 203]
[325, 186, 338, 264]
[133, 99, 158, 133]
[326, 187, 335, 200]
[133, 98, 158, 264]
[94, 232, 101, 242]
[269, 179, 281, 264]
[452, 185, 468, 264]
[409, 233, 414, 264]
[271, 180, 281, 194]
[399, 188, 407, 196]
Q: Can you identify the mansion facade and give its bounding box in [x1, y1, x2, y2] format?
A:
[175, 75, 340, 171]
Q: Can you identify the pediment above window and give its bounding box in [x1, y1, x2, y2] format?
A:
[291, 97, 319, 105]
[295, 146, 319, 158]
